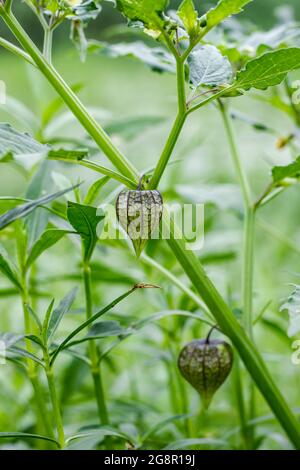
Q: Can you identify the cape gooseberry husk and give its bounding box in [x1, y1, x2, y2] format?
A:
[178, 339, 234, 409]
[116, 189, 163, 257]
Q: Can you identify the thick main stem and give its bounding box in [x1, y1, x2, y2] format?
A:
[83, 264, 109, 425]
[2, 9, 300, 448]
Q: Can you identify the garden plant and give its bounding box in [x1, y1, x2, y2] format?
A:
[0, 0, 300, 451]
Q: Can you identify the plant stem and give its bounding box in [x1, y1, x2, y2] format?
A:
[0, 37, 35, 66]
[242, 208, 255, 338]
[3, 10, 300, 448]
[43, 27, 53, 64]
[43, 353, 65, 448]
[232, 357, 251, 449]
[83, 264, 109, 425]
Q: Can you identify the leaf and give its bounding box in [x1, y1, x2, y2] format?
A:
[47, 288, 78, 342]
[188, 45, 233, 88]
[0, 432, 59, 447]
[0, 185, 77, 231]
[178, 0, 199, 39]
[66, 427, 132, 450]
[0, 246, 22, 290]
[272, 155, 300, 184]
[84, 177, 110, 205]
[67, 201, 104, 262]
[280, 285, 300, 337]
[164, 437, 228, 450]
[232, 48, 300, 91]
[25, 229, 73, 270]
[0, 123, 47, 162]
[115, 0, 168, 35]
[25, 160, 55, 247]
[205, 0, 253, 30]
[7, 346, 44, 366]
[67, 321, 128, 348]
[88, 41, 175, 73]
[105, 115, 167, 140]
[244, 24, 300, 54]
[48, 148, 88, 161]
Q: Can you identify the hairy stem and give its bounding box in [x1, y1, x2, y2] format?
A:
[83, 264, 109, 425]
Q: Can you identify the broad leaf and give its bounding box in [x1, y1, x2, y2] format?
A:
[188, 45, 233, 88]
[205, 0, 253, 30]
[272, 155, 300, 184]
[0, 246, 22, 290]
[0, 185, 77, 231]
[25, 229, 73, 270]
[178, 0, 199, 39]
[47, 288, 78, 342]
[281, 285, 300, 337]
[88, 41, 175, 73]
[67, 201, 104, 262]
[232, 48, 300, 91]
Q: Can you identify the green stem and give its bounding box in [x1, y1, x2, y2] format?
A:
[83, 264, 109, 425]
[232, 357, 251, 449]
[44, 353, 65, 448]
[0, 37, 35, 65]
[43, 27, 53, 64]
[3, 9, 300, 448]
[242, 208, 255, 338]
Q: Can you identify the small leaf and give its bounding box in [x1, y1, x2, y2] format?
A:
[48, 148, 88, 161]
[67, 321, 128, 348]
[47, 288, 78, 342]
[205, 0, 253, 30]
[233, 48, 300, 91]
[178, 0, 199, 39]
[7, 346, 44, 366]
[0, 246, 22, 290]
[84, 177, 110, 205]
[25, 229, 73, 270]
[272, 155, 300, 184]
[0, 332, 23, 348]
[0, 185, 78, 231]
[188, 44, 233, 88]
[67, 201, 104, 262]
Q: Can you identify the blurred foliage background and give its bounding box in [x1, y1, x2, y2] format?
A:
[0, 0, 300, 450]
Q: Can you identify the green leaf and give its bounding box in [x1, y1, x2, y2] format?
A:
[232, 48, 300, 91]
[0, 432, 59, 447]
[0, 185, 77, 231]
[0, 123, 47, 162]
[66, 426, 132, 450]
[67, 201, 104, 262]
[48, 148, 88, 161]
[88, 41, 175, 73]
[66, 320, 128, 348]
[164, 437, 228, 449]
[25, 229, 73, 271]
[178, 0, 199, 39]
[0, 246, 22, 290]
[84, 176, 110, 205]
[115, 0, 169, 33]
[7, 346, 44, 366]
[205, 0, 253, 30]
[280, 285, 300, 337]
[188, 45, 233, 88]
[272, 155, 300, 184]
[47, 288, 78, 342]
